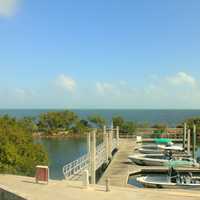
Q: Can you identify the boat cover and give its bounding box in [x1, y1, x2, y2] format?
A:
[154, 138, 172, 144]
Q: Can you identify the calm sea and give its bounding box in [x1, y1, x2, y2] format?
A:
[1, 109, 200, 179]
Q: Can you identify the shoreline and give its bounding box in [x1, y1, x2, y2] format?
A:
[33, 133, 87, 139]
[32, 131, 104, 139]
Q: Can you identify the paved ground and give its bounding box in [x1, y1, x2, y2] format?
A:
[1, 175, 200, 200]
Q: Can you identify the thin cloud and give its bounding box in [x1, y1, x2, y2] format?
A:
[166, 72, 196, 87]
[0, 0, 20, 17]
[96, 82, 114, 95]
[56, 74, 76, 93]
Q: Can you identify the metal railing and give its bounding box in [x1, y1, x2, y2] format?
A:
[63, 153, 89, 180]
[63, 139, 118, 180]
[112, 138, 117, 151]
[96, 142, 106, 169]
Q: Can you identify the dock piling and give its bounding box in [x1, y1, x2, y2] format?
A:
[193, 124, 197, 159]
[90, 129, 96, 185]
[116, 126, 120, 146]
[187, 129, 191, 155]
[183, 123, 187, 149]
[103, 126, 109, 162]
[108, 128, 113, 159]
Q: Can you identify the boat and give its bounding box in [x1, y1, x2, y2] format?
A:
[128, 154, 198, 167]
[136, 138, 184, 154]
[138, 144, 183, 154]
[137, 161, 200, 189]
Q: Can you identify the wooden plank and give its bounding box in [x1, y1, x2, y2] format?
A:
[98, 139, 137, 187]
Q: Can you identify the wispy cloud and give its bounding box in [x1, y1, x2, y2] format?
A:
[0, 0, 20, 17]
[166, 72, 196, 87]
[96, 82, 114, 95]
[55, 74, 76, 93]
[0, 71, 200, 109]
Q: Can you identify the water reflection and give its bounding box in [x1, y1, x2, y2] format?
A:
[35, 138, 87, 179]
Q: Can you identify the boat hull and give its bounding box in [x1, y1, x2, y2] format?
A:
[139, 148, 163, 154]
[128, 154, 198, 167]
[137, 176, 200, 189]
[128, 155, 167, 166]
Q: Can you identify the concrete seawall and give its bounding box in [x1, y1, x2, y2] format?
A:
[0, 184, 27, 200]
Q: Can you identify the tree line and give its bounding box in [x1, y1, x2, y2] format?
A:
[15, 110, 200, 136]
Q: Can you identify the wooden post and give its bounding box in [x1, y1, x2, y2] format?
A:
[183, 123, 187, 149]
[116, 126, 120, 146]
[87, 132, 91, 174]
[108, 129, 113, 159]
[187, 129, 191, 155]
[103, 126, 109, 162]
[90, 130, 96, 185]
[193, 125, 197, 159]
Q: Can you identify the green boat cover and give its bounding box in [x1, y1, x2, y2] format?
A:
[154, 138, 172, 144]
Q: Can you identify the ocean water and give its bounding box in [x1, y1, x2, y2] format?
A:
[1, 109, 200, 126]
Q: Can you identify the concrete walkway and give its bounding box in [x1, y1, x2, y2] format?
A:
[0, 175, 200, 200]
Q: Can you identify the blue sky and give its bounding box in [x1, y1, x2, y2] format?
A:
[0, 0, 200, 108]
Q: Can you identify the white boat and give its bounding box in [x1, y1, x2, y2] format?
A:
[138, 144, 183, 154]
[138, 148, 163, 154]
[137, 167, 200, 189]
[128, 154, 198, 167]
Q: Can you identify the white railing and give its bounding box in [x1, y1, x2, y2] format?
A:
[63, 153, 89, 180]
[63, 137, 118, 180]
[112, 138, 117, 151]
[96, 142, 106, 169]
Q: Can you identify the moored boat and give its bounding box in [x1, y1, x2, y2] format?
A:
[128, 154, 198, 167]
[137, 141, 183, 154]
[137, 164, 200, 189]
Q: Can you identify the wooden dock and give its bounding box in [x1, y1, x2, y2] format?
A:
[98, 138, 139, 187]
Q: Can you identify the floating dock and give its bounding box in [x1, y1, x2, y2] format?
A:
[98, 138, 200, 188]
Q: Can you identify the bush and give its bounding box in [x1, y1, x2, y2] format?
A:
[0, 116, 48, 176]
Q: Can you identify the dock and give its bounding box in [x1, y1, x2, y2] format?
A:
[98, 138, 200, 187]
[98, 138, 137, 187]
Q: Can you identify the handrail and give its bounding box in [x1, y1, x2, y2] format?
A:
[63, 153, 89, 179]
[63, 137, 118, 180]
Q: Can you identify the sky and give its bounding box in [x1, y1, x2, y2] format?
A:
[0, 0, 200, 109]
